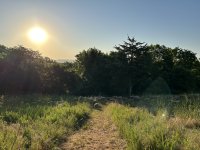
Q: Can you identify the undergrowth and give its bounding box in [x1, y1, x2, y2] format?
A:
[106, 99, 200, 150]
[0, 95, 91, 149]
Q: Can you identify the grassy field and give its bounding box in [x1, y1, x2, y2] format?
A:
[0, 95, 91, 149]
[105, 95, 200, 150]
[0, 95, 200, 150]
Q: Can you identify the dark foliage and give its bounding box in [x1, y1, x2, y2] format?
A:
[0, 45, 80, 94]
[0, 36, 200, 95]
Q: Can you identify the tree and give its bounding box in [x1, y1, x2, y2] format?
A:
[75, 48, 111, 95]
[0, 46, 44, 93]
[0, 45, 81, 94]
[149, 45, 200, 93]
[114, 37, 152, 96]
[1, 36, 200, 95]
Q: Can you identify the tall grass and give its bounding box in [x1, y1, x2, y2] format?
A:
[173, 95, 200, 119]
[135, 95, 200, 119]
[0, 95, 91, 149]
[106, 97, 200, 150]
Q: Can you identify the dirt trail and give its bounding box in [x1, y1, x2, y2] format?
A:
[60, 109, 127, 150]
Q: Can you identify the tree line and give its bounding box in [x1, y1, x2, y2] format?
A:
[0, 37, 200, 96]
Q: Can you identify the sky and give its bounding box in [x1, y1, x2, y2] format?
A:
[0, 0, 200, 59]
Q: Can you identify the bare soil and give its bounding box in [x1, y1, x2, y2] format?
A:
[60, 109, 127, 150]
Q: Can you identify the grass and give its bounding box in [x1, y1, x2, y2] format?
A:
[0, 94, 200, 149]
[0, 95, 91, 149]
[105, 95, 200, 150]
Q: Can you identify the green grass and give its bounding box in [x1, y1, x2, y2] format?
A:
[0, 95, 91, 149]
[0, 94, 200, 149]
[105, 95, 200, 150]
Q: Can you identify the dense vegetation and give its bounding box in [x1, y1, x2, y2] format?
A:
[1, 37, 200, 149]
[1, 37, 200, 96]
[106, 95, 200, 149]
[0, 94, 199, 149]
[0, 95, 91, 149]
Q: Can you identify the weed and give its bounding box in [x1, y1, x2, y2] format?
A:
[106, 101, 200, 150]
[0, 95, 91, 149]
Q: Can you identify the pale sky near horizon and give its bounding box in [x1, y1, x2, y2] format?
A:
[0, 0, 200, 59]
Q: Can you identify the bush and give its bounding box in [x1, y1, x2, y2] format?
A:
[3, 111, 19, 124]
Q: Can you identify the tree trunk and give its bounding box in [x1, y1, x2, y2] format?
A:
[129, 79, 132, 97]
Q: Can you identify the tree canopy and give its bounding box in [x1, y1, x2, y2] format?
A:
[0, 37, 200, 96]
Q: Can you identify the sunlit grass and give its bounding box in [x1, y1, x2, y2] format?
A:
[106, 95, 200, 150]
[0, 94, 199, 149]
[0, 95, 91, 149]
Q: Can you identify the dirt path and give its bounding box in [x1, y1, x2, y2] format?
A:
[60, 109, 127, 150]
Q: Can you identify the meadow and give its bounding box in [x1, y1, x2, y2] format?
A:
[0, 95, 91, 149]
[105, 95, 200, 150]
[0, 94, 200, 150]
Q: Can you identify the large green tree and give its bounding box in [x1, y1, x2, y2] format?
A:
[114, 37, 153, 96]
[1, 36, 200, 95]
[149, 45, 200, 93]
[75, 48, 111, 95]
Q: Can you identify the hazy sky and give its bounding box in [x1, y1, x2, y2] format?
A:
[0, 0, 200, 59]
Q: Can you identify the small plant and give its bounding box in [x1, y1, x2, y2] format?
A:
[3, 112, 19, 124]
[23, 129, 32, 149]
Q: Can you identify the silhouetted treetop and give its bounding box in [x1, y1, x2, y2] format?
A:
[0, 36, 200, 95]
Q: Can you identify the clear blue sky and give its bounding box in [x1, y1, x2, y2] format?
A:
[0, 0, 200, 59]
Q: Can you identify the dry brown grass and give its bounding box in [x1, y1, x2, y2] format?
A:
[167, 117, 200, 149]
[185, 118, 200, 129]
[168, 117, 200, 129]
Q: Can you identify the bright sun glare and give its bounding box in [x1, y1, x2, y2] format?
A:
[28, 27, 47, 44]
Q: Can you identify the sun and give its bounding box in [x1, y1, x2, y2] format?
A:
[28, 27, 48, 44]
